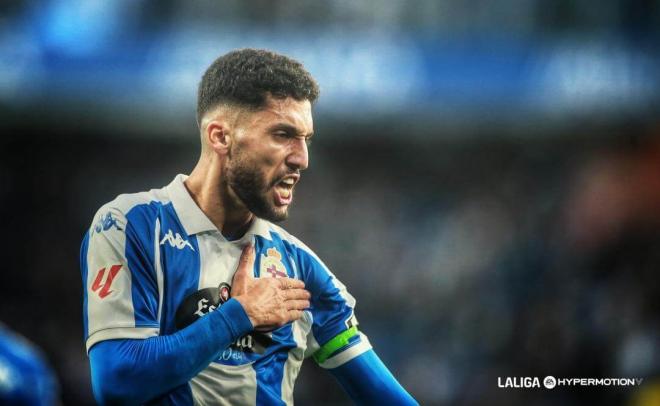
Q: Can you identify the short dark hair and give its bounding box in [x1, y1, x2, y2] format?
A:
[196, 48, 320, 123]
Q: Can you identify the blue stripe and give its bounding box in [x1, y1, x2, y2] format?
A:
[254, 350, 289, 405]
[80, 231, 90, 340]
[254, 233, 295, 278]
[252, 233, 304, 403]
[158, 202, 201, 335]
[124, 201, 199, 406]
[254, 236, 263, 277]
[281, 238, 353, 347]
[125, 203, 162, 328]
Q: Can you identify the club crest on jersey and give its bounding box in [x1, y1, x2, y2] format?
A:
[260, 247, 288, 278]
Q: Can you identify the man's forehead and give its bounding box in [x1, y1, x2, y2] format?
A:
[249, 96, 313, 133]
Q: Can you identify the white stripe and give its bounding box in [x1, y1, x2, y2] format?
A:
[154, 218, 164, 325]
[286, 254, 300, 279]
[86, 208, 137, 349]
[318, 333, 372, 369]
[197, 233, 209, 289]
[196, 233, 241, 289]
[281, 314, 311, 404]
[105, 188, 170, 215]
[190, 363, 257, 405]
[304, 323, 321, 359]
[86, 327, 159, 353]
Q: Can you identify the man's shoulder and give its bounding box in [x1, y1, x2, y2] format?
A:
[88, 182, 171, 229]
[257, 220, 302, 247]
[256, 220, 322, 262]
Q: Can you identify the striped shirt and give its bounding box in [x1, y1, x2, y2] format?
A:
[81, 174, 371, 405]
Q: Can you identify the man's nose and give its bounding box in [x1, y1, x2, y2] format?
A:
[286, 138, 309, 171]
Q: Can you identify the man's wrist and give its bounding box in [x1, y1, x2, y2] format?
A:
[232, 295, 257, 328]
[214, 298, 254, 339]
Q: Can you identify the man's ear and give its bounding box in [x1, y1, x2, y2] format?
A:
[206, 121, 231, 156]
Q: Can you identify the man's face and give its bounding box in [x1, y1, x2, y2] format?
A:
[225, 96, 313, 222]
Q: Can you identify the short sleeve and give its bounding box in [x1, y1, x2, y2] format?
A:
[294, 245, 372, 369]
[81, 205, 161, 353]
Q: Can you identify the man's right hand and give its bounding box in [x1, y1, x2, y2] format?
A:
[232, 244, 311, 332]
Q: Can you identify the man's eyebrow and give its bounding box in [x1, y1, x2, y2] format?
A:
[268, 123, 314, 138]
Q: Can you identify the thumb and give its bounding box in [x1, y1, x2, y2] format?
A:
[232, 244, 255, 289]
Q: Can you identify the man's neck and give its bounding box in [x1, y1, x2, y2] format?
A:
[184, 159, 254, 239]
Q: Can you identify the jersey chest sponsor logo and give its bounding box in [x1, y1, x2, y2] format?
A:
[175, 283, 275, 365]
[160, 229, 195, 251]
[94, 212, 122, 234]
[91, 265, 122, 299]
[260, 247, 288, 278]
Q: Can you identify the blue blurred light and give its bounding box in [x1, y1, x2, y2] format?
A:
[37, 0, 127, 56]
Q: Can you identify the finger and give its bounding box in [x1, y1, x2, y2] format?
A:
[278, 278, 305, 290]
[232, 244, 256, 284]
[286, 309, 303, 322]
[283, 288, 311, 301]
[238, 244, 256, 273]
[285, 299, 310, 311]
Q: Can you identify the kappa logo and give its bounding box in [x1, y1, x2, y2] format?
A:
[160, 229, 195, 251]
[94, 212, 122, 234]
[91, 265, 122, 299]
[260, 247, 288, 278]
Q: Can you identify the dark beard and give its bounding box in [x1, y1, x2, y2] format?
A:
[226, 156, 288, 223]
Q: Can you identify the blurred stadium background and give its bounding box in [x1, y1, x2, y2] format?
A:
[2, 0, 660, 405]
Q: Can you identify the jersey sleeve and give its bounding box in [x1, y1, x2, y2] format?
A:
[81, 205, 161, 353]
[293, 242, 372, 369]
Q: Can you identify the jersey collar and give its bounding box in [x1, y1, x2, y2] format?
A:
[165, 174, 271, 241]
[166, 174, 218, 236]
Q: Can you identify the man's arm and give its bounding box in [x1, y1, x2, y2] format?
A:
[89, 299, 252, 405]
[329, 349, 418, 405]
[285, 239, 417, 404]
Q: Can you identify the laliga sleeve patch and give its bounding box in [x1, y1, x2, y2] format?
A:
[90, 265, 123, 299]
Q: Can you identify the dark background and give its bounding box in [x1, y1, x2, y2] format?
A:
[2, 1, 660, 405]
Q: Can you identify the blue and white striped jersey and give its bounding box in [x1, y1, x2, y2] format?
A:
[80, 174, 371, 405]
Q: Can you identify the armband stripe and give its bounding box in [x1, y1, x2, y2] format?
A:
[313, 326, 358, 364]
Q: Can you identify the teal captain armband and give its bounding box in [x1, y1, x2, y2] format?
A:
[313, 327, 359, 364]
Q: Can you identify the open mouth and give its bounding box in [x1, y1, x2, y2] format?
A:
[274, 177, 297, 205]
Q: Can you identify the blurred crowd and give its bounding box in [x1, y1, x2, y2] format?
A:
[2, 0, 660, 405]
[291, 125, 660, 405]
[2, 121, 660, 405]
